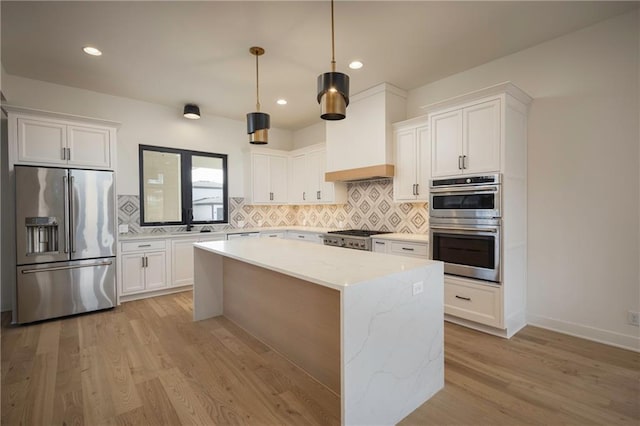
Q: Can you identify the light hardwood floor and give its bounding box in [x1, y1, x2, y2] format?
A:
[1, 291, 638, 425]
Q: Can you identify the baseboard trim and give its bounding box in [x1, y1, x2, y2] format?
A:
[118, 286, 192, 304]
[527, 314, 640, 353]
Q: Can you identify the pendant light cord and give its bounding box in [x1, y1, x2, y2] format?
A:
[255, 52, 261, 112]
[330, 0, 336, 72]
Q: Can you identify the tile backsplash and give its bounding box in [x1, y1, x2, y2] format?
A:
[118, 179, 428, 234]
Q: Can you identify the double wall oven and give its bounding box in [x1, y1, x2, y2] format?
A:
[429, 174, 502, 283]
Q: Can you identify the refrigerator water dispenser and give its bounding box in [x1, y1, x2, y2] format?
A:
[25, 217, 59, 255]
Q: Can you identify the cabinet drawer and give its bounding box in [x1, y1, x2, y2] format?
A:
[227, 232, 259, 240]
[390, 241, 428, 257]
[121, 240, 166, 253]
[445, 278, 502, 328]
[260, 232, 285, 238]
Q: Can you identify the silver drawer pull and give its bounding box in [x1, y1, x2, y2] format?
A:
[455, 295, 471, 301]
[297, 235, 305, 238]
[21, 260, 113, 274]
[138, 244, 152, 248]
[402, 247, 415, 251]
[269, 235, 278, 238]
[375, 241, 385, 245]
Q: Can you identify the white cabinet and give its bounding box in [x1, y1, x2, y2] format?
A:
[246, 150, 288, 204]
[286, 231, 324, 244]
[393, 117, 430, 202]
[171, 234, 225, 288]
[371, 238, 428, 259]
[227, 232, 260, 240]
[430, 99, 500, 177]
[120, 240, 168, 296]
[260, 231, 285, 238]
[288, 145, 347, 204]
[8, 107, 117, 170]
[444, 276, 502, 328]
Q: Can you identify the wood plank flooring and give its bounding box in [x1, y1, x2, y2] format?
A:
[2, 291, 638, 425]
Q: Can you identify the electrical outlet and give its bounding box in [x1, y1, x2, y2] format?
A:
[412, 281, 424, 296]
[118, 224, 129, 234]
[628, 310, 640, 327]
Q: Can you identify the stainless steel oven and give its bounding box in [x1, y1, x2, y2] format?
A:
[429, 174, 501, 219]
[429, 218, 501, 283]
[429, 174, 502, 283]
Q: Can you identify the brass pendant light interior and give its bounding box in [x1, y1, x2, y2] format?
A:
[247, 46, 270, 144]
[317, 0, 349, 120]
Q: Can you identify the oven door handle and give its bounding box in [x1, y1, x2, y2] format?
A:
[430, 226, 498, 233]
[430, 185, 498, 194]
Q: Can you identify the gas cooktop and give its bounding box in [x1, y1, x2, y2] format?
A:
[323, 229, 392, 251]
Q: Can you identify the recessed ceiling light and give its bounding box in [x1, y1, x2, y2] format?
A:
[349, 61, 363, 70]
[83, 46, 102, 56]
[276, 99, 287, 105]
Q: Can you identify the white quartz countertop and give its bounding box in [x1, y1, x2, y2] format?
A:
[118, 226, 339, 241]
[372, 233, 429, 243]
[194, 238, 439, 291]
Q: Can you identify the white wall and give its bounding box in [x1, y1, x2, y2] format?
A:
[408, 10, 639, 350]
[293, 121, 326, 149]
[1, 74, 294, 196]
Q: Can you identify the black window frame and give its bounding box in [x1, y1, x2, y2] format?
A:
[139, 144, 229, 226]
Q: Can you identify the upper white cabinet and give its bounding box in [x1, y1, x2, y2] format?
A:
[325, 83, 406, 180]
[430, 99, 500, 177]
[288, 145, 347, 204]
[245, 149, 288, 205]
[7, 106, 118, 170]
[392, 117, 430, 202]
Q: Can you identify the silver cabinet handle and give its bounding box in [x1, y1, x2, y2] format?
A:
[402, 247, 415, 251]
[458, 155, 463, 170]
[462, 155, 468, 169]
[69, 175, 75, 253]
[303, 192, 306, 201]
[62, 147, 66, 160]
[268, 235, 278, 238]
[298, 235, 305, 238]
[142, 256, 145, 268]
[375, 241, 385, 245]
[317, 191, 320, 200]
[21, 260, 113, 274]
[415, 183, 419, 196]
[412, 184, 416, 196]
[63, 175, 69, 253]
[66, 147, 71, 161]
[455, 295, 471, 301]
[138, 244, 151, 248]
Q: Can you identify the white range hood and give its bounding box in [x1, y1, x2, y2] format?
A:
[324, 83, 407, 182]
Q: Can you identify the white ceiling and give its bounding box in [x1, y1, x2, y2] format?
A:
[2, 1, 636, 130]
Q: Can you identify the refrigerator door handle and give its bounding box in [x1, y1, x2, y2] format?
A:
[69, 175, 75, 253]
[20, 260, 113, 275]
[63, 175, 70, 254]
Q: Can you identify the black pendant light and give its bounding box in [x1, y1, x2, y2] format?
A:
[317, 0, 349, 120]
[247, 46, 270, 144]
[183, 104, 200, 119]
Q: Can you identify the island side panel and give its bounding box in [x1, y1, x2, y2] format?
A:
[193, 247, 224, 321]
[222, 257, 341, 394]
[341, 262, 444, 426]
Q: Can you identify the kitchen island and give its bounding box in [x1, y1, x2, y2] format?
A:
[193, 238, 444, 425]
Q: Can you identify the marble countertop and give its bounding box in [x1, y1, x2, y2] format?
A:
[119, 226, 339, 241]
[194, 238, 439, 291]
[372, 233, 429, 243]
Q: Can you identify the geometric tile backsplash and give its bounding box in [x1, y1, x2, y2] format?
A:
[118, 179, 428, 235]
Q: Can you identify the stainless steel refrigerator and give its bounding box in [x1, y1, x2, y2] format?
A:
[15, 165, 116, 324]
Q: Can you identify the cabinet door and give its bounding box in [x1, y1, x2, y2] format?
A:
[393, 129, 418, 201]
[372, 240, 388, 253]
[17, 118, 67, 165]
[415, 125, 431, 201]
[431, 110, 463, 177]
[463, 99, 501, 174]
[67, 125, 112, 169]
[251, 154, 271, 203]
[289, 154, 307, 203]
[269, 155, 288, 203]
[121, 253, 146, 294]
[171, 239, 196, 287]
[144, 251, 167, 290]
[306, 150, 323, 202]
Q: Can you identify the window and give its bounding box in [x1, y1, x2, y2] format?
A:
[139, 145, 228, 226]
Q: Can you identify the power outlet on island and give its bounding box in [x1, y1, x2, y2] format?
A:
[628, 310, 640, 327]
[412, 281, 424, 296]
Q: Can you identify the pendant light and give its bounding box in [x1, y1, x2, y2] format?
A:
[317, 0, 349, 120]
[247, 46, 270, 144]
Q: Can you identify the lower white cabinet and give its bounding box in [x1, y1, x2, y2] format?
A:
[171, 235, 225, 288]
[227, 232, 260, 240]
[120, 240, 169, 295]
[371, 238, 428, 259]
[444, 276, 502, 328]
[260, 231, 285, 238]
[286, 231, 324, 244]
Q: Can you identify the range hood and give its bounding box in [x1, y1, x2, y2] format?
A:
[324, 83, 406, 182]
[325, 164, 395, 182]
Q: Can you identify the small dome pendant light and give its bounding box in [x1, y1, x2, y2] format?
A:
[317, 0, 349, 120]
[183, 104, 200, 119]
[247, 46, 270, 144]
